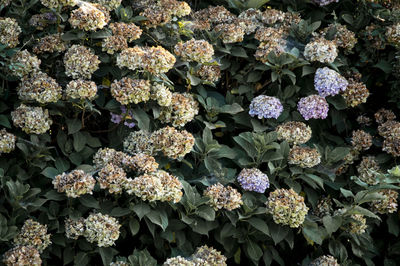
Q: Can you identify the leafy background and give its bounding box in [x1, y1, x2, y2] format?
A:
[0, 0, 400, 265]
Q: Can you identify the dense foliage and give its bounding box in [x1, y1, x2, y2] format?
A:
[0, 0, 400, 265]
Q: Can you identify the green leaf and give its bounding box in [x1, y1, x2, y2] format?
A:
[247, 218, 270, 235]
[323, 215, 342, 235]
[0, 114, 10, 128]
[99, 247, 117, 266]
[128, 249, 157, 266]
[66, 119, 82, 135]
[340, 188, 354, 198]
[246, 0, 270, 9]
[130, 108, 150, 131]
[73, 132, 86, 152]
[195, 205, 215, 221]
[55, 158, 70, 172]
[269, 222, 289, 244]
[246, 240, 263, 262]
[79, 195, 100, 209]
[132, 202, 151, 220]
[129, 218, 140, 236]
[302, 221, 325, 245]
[374, 61, 392, 73]
[74, 252, 89, 266]
[41, 167, 60, 179]
[110, 207, 131, 217]
[231, 47, 248, 58]
[145, 210, 168, 231]
[327, 95, 347, 110]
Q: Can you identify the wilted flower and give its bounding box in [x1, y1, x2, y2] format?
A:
[83, 213, 121, 247]
[159, 92, 199, 127]
[309, 255, 339, 266]
[320, 24, 357, 52]
[313, 0, 339, 6]
[110, 260, 130, 266]
[53, 170, 96, 198]
[375, 108, 396, 124]
[382, 136, 400, 157]
[97, 163, 128, 194]
[276, 121, 312, 145]
[260, 8, 285, 24]
[125, 173, 164, 201]
[304, 38, 338, 63]
[93, 147, 158, 173]
[297, 95, 329, 120]
[69, 2, 110, 31]
[237, 168, 269, 193]
[14, 219, 51, 253]
[65, 218, 86, 240]
[64, 45, 100, 79]
[95, 0, 122, 10]
[3, 246, 42, 266]
[155, 170, 183, 203]
[142, 46, 176, 74]
[314, 67, 348, 97]
[288, 146, 321, 168]
[116, 46, 146, 71]
[191, 245, 227, 266]
[0, 17, 21, 48]
[197, 65, 221, 83]
[386, 23, 400, 47]
[348, 214, 367, 235]
[111, 78, 150, 105]
[313, 196, 333, 218]
[163, 256, 193, 266]
[266, 188, 308, 228]
[214, 23, 245, 43]
[341, 80, 369, 107]
[40, 0, 75, 8]
[371, 189, 398, 214]
[357, 115, 372, 126]
[254, 39, 287, 63]
[152, 126, 195, 159]
[18, 72, 62, 103]
[66, 79, 98, 100]
[102, 35, 128, 54]
[237, 9, 263, 34]
[204, 183, 243, 211]
[174, 39, 214, 63]
[123, 130, 154, 155]
[109, 22, 142, 42]
[29, 13, 57, 30]
[249, 95, 283, 119]
[151, 83, 172, 107]
[33, 33, 67, 54]
[11, 104, 52, 134]
[351, 130, 372, 151]
[357, 156, 380, 185]
[0, 129, 16, 154]
[10, 50, 41, 78]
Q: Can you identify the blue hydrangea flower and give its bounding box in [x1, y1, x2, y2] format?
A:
[297, 95, 329, 120]
[249, 95, 283, 119]
[314, 67, 348, 97]
[237, 168, 270, 193]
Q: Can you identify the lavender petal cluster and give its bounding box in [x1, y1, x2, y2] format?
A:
[249, 95, 283, 119]
[110, 105, 135, 128]
[297, 95, 329, 120]
[314, 67, 348, 97]
[237, 168, 269, 193]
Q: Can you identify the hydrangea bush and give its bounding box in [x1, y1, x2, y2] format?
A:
[0, 0, 400, 265]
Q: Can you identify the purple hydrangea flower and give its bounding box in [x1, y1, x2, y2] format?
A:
[297, 95, 329, 120]
[314, 67, 348, 97]
[313, 0, 339, 6]
[110, 105, 135, 128]
[237, 168, 270, 193]
[249, 95, 283, 119]
[110, 113, 122, 124]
